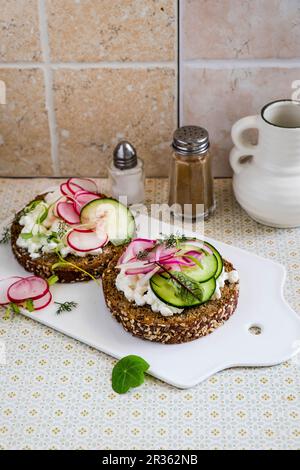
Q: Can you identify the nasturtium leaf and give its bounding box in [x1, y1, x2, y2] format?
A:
[112, 355, 150, 394]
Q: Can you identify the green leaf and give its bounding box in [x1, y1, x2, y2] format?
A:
[0, 227, 11, 244]
[25, 299, 34, 312]
[112, 355, 150, 394]
[25, 200, 42, 214]
[20, 232, 33, 240]
[11, 303, 20, 314]
[47, 274, 59, 286]
[54, 301, 78, 315]
[170, 271, 203, 303]
[37, 207, 48, 225]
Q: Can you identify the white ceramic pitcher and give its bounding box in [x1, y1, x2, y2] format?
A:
[230, 99, 300, 228]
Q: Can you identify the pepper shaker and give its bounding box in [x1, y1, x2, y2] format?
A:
[108, 141, 145, 205]
[168, 126, 215, 220]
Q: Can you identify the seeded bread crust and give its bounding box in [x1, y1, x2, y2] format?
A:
[10, 194, 123, 283]
[102, 252, 239, 344]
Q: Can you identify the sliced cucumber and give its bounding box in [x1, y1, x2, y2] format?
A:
[179, 243, 218, 282]
[204, 242, 223, 279]
[80, 198, 135, 245]
[150, 272, 216, 308]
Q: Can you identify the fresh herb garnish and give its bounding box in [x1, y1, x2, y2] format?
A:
[155, 262, 203, 303]
[11, 302, 21, 314]
[52, 249, 100, 284]
[57, 221, 68, 240]
[36, 206, 49, 225]
[47, 232, 60, 244]
[136, 249, 150, 260]
[158, 233, 190, 248]
[25, 299, 34, 312]
[0, 226, 11, 244]
[23, 200, 42, 215]
[47, 274, 59, 286]
[3, 302, 21, 319]
[54, 301, 78, 315]
[20, 232, 33, 240]
[112, 355, 150, 394]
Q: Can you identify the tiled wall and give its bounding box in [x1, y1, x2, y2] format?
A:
[180, 0, 300, 176]
[1, 1, 300, 178]
[0, 0, 176, 177]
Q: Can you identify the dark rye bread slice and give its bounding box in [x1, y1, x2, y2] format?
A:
[10, 194, 123, 283]
[102, 253, 239, 344]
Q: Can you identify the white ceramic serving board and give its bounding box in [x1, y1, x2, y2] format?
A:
[1, 214, 300, 389]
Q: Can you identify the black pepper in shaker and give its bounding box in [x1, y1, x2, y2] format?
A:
[168, 125, 215, 220]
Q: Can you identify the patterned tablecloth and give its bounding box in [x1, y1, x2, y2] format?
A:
[0, 178, 299, 450]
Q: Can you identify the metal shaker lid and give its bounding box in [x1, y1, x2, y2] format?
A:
[113, 141, 137, 170]
[172, 126, 209, 155]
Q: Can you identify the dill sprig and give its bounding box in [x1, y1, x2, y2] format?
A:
[57, 221, 68, 240]
[158, 233, 190, 248]
[0, 226, 11, 244]
[54, 301, 78, 315]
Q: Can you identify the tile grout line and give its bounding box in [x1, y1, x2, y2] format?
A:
[0, 61, 176, 69]
[184, 58, 300, 69]
[1, 59, 300, 70]
[38, 0, 60, 176]
[178, 0, 184, 126]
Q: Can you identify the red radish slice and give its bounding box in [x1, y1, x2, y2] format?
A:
[67, 177, 98, 194]
[8, 276, 49, 303]
[72, 227, 94, 233]
[32, 291, 52, 311]
[60, 182, 75, 198]
[0, 276, 23, 305]
[73, 192, 100, 214]
[57, 201, 80, 225]
[67, 229, 108, 252]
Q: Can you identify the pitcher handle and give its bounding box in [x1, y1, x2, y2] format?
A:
[230, 115, 259, 174]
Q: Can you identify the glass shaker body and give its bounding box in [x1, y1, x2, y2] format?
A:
[168, 126, 215, 220]
[108, 157, 145, 206]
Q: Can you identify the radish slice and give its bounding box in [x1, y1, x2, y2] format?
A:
[125, 265, 156, 275]
[60, 182, 75, 198]
[57, 201, 80, 225]
[67, 178, 98, 195]
[32, 291, 52, 311]
[73, 192, 100, 215]
[0, 276, 23, 305]
[8, 276, 49, 303]
[67, 229, 108, 252]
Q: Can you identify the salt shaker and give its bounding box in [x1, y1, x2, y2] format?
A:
[168, 126, 215, 220]
[108, 141, 145, 205]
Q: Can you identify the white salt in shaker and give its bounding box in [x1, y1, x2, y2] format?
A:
[108, 141, 145, 205]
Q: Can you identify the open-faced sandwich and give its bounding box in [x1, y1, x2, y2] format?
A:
[102, 236, 239, 344]
[11, 178, 135, 282]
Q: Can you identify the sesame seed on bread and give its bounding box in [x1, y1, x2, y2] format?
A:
[102, 252, 239, 344]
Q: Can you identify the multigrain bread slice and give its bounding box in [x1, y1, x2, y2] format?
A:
[102, 253, 239, 344]
[10, 194, 123, 283]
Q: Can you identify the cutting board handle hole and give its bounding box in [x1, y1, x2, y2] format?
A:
[248, 324, 263, 335]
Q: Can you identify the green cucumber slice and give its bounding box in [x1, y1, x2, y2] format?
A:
[150, 272, 216, 308]
[80, 198, 135, 245]
[179, 243, 218, 282]
[204, 242, 223, 279]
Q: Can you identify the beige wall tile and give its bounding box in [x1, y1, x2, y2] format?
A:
[0, 68, 52, 176]
[0, 0, 41, 62]
[182, 0, 300, 59]
[182, 66, 300, 176]
[54, 67, 176, 177]
[47, 0, 176, 62]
